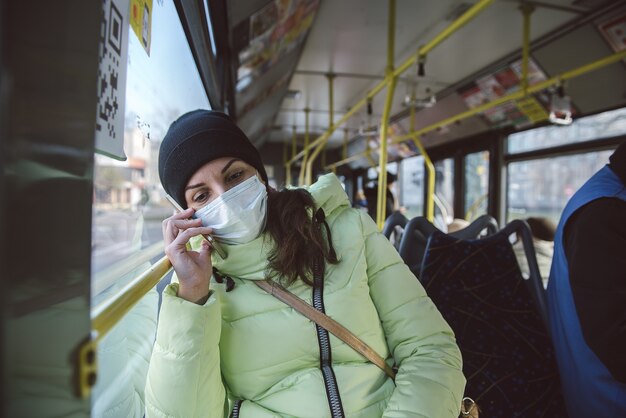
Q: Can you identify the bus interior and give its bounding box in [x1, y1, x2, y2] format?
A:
[2, 0, 626, 416]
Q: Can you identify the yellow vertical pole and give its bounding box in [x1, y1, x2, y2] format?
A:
[342, 128, 348, 160]
[520, 4, 534, 95]
[365, 150, 377, 168]
[376, 0, 396, 230]
[299, 108, 310, 185]
[291, 125, 297, 160]
[283, 141, 291, 186]
[328, 74, 335, 128]
[285, 162, 292, 186]
[288, 127, 297, 186]
[409, 105, 435, 222]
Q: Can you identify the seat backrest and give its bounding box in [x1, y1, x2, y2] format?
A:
[382, 211, 408, 251]
[398, 215, 499, 276]
[397, 217, 433, 274]
[419, 220, 564, 416]
[450, 214, 498, 239]
[381, 211, 408, 238]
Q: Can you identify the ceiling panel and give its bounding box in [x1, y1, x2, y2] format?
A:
[267, 0, 590, 147]
[532, 21, 626, 114]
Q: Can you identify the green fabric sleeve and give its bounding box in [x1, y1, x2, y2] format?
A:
[359, 211, 466, 418]
[145, 283, 225, 418]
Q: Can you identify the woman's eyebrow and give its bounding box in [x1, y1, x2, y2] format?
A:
[221, 158, 241, 174]
[184, 159, 242, 192]
[185, 182, 205, 192]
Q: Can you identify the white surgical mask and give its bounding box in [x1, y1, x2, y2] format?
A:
[193, 175, 267, 245]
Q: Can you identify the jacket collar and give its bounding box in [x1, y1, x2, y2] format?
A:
[302, 173, 350, 218]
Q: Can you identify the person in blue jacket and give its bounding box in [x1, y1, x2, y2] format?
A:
[547, 141, 626, 417]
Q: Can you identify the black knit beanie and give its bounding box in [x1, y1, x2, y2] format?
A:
[158, 109, 268, 207]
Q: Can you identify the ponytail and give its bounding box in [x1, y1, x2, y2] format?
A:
[264, 188, 338, 286]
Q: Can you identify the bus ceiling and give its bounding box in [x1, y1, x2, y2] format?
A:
[195, 0, 626, 176]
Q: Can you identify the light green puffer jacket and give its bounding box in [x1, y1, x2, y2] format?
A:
[145, 173, 465, 418]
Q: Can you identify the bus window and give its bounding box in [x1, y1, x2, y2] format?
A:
[464, 151, 490, 221]
[400, 155, 424, 219]
[508, 106, 626, 154]
[507, 150, 613, 225]
[91, 0, 210, 305]
[90, 2, 210, 416]
[434, 158, 455, 230]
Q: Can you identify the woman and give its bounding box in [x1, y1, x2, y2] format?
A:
[145, 110, 465, 417]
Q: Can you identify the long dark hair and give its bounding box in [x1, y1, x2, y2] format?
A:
[264, 188, 338, 286]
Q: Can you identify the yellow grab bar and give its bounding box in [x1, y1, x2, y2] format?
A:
[91, 255, 172, 343]
[286, 0, 496, 167]
[327, 50, 626, 170]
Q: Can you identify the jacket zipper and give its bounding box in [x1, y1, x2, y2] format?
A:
[313, 260, 345, 418]
[230, 399, 243, 418]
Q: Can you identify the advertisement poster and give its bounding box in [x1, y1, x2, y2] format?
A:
[459, 84, 489, 109]
[476, 74, 506, 100]
[238, 0, 320, 85]
[458, 58, 549, 130]
[130, 0, 153, 55]
[362, 123, 419, 162]
[493, 67, 520, 94]
[95, 0, 130, 160]
[516, 96, 549, 125]
[510, 58, 547, 86]
[387, 123, 418, 160]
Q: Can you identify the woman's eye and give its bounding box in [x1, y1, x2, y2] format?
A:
[227, 170, 244, 183]
[193, 191, 210, 203]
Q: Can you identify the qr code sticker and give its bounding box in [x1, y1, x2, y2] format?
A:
[95, 0, 129, 160]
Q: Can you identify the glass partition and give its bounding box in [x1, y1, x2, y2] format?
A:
[464, 151, 490, 221]
[399, 156, 424, 219]
[434, 158, 455, 230]
[91, 1, 210, 305]
[507, 106, 626, 154]
[90, 3, 211, 416]
[506, 150, 613, 224]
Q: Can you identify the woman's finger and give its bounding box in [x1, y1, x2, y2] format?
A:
[169, 226, 214, 252]
[163, 218, 202, 244]
[161, 208, 195, 234]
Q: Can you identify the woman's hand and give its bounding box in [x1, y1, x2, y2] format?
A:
[162, 208, 214, 303]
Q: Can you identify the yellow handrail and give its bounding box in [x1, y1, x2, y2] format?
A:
[393, 49, 626, 143]
[326, 49, 626, 169]
[91, 255, 172, 343]
[92, 240, 164, 296]
[285, 126, 298, 185]
[465, 193, 489, 222]
[283, 140, 292, 185]
[285, 0, 496, 168]
[392, 0, 496, 78]
[298, 108, 311, 185]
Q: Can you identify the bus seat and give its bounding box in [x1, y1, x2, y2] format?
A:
[398, 214, 498, 276]
[419, 220, 565, 416]
[382, 211, 408, 250]
[450, 214, 498, 239]
[381, 211, 408, 238]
